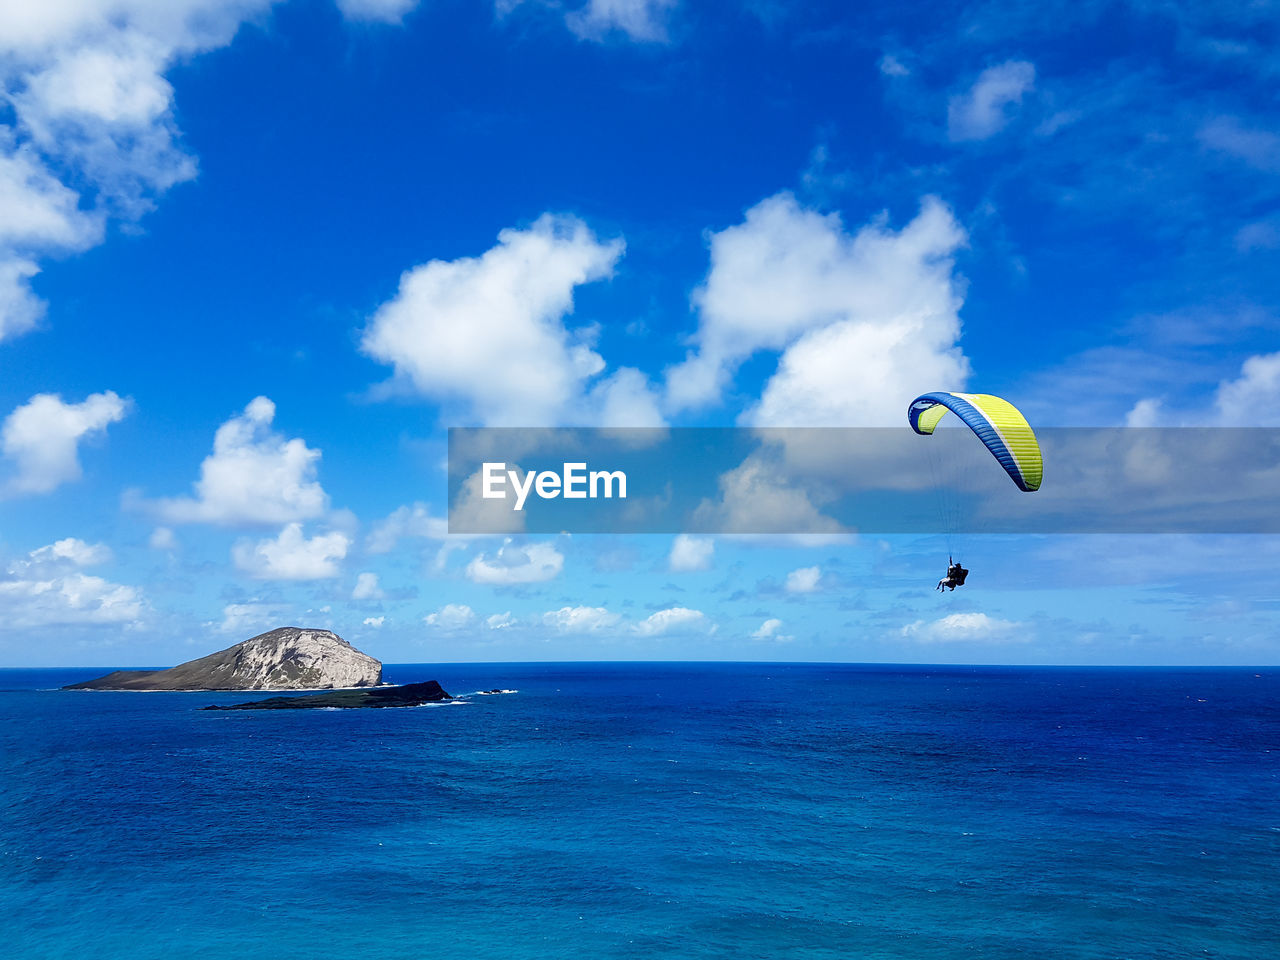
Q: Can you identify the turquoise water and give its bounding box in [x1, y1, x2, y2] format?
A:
[2, 663, 1277, 958]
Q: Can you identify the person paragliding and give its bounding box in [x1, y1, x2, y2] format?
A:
[936, 557, 968, 592]
[908, 391, 1041, 592]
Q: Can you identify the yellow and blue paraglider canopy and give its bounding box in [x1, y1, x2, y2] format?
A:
[907, 392, 1042, 492]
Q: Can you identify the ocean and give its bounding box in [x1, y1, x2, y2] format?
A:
[1, 663, 1276, 959]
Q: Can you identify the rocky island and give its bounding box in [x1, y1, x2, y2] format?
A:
[203, 680, 453, 710]
[64, 627, 383, 691]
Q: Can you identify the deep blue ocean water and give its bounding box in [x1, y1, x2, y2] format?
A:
[2, 663, 1277, 959]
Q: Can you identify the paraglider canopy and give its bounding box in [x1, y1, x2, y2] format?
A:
[907, 391, 1042, 492]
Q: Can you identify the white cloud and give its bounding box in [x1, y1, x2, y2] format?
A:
[947, 60, 1036, 141]
[366, 502, 449, 553]
[691, 452, 848, 538]
[148, 526, 176, 551]
[668, 534, 713, 572]
[634, 606, 710, 636]
[1214, 351, 1280, 425]
[566, 0, 677, 42]
[0, 257, 46, 342]
[1235, 219, 1280, 253]
[23, 537, 112, 568]
[751, 617, 791, 640]
[666, 192, 968, 425]
[352, 571, 384, 599]
[466, 539, 565, 584]
[0, 572, 144, 628]
[799, 142, 852, 200]
[18, 38, 174, 129]
[878, 54, 910, 77]
[1124, 397, 1163, 428]
[1198, 116, 1280, 173]
[585, 367, 667, 427]
[0, 2, 426, 338]
[542, 605, 621, 633]
[900, 612, 1026, 643]
[2, 536, 142, 627]
[213, 600, 292, 636]
[0, 142, 103, 253]
[0, 1, 281, 339]
[538, 604, 711, 637]
[449, 466, 529, 535]
[12, 36, 196, 217]
[154, 397, 329, 526]
[784, 565, 821, 593]
[361, 213, 628, 426]
[232, 523, 351, 580]
[363, 615, 385, 627]
[486, 611, 514, 629]
[498, 0, 676, 44]
[425, 603, 476, 630]
[2, 391, 129, 495]
[0, 3, 278, 54]
[1125, 350, 1280, 427]
[752, 617, 782, 638]
[368, 500, 473, 574]
[336, 0, 419, 23]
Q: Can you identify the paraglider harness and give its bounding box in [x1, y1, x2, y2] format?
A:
[936, 557, 968, 592]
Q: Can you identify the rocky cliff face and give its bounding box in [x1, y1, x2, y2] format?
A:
[64, 627, 383, 691]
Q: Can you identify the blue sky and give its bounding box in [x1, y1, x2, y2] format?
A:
[2, 0, 1279, 667]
